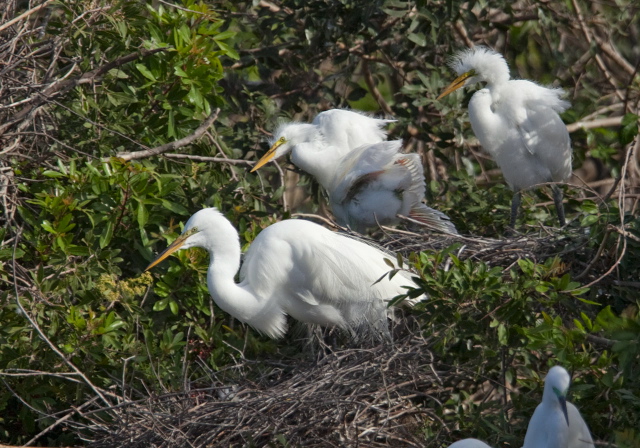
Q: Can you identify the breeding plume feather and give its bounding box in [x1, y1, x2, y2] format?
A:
[439, 46, 572, 228]
[146, 208, 424, 339]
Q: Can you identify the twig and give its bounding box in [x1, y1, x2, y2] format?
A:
[291, 213, 343, 229]
[585, 334, 615, 348]
[24, 396, 100, 447]
[592, 33, 636, 78]
[570, 0, 627, 103]
[566, 116, 624, 133]
[0, 0, 54, 33]
[156, 0, 205, 14]
[361, 60, 394, 116]
[162, 153, 254, 166]
[0, 47, 168, 137]
[116, 108, 220, 161]
[10, 227, 111, 407]
[453, 21, 474, 48]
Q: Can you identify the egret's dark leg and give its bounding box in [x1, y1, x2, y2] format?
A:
[509, 191, 521, 229]
[552, 185, 566, 227]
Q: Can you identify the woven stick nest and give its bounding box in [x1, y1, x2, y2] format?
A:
[74, 324, 473, 448]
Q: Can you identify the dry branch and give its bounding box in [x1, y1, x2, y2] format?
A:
[116, 108, 221, 161]
[0, 47, 168, 137]
[163, 153, 254, 166]
[0, 0, 54, 33]
[566, 116, 625, 133]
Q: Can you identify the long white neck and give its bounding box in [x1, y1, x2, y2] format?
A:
[200, 226, 263, 324]
[468, 89, 503, 155]
[291, 141, 345, 187]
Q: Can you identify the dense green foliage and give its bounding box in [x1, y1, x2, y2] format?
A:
[0, 0, 639, 446]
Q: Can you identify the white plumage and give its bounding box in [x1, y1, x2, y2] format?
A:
[523, 366, 595, 448]
[439, 46, 572, 228]
[251, 109, 457, 234]
[448, 439, 493, 448]
[146, 208, 423, 339]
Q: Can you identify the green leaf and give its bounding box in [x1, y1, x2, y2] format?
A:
[160, 199, 189, 215]
[42, 170, 66, 178]
[408, 32, 427, 47]
[580, 214, 599, 227]
[154, 298, 169, 312]
[41, 220, 56, 233]
[619, 113, 639, 145]
[135, 63, 157, 82]
[169, 300, 179, 315]
[214, 39, 239, 60]
[100, 220, 114, 249]
[137, 203, 149, 228]
[213, 30, 235, 41]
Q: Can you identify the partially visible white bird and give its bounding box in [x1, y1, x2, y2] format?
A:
[523, 366, 595, 448]
[438, 46, 572, 228]
[145, 208, 423, 339]
[251, 109, 458, 234]
[448, 438, 494, 448]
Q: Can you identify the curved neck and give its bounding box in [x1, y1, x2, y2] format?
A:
[291, 141, 344, 187]
[468, 90, 502, 152]
[203, 233, 261, 322]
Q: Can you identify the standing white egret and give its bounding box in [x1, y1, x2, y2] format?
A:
[145, 208, 423, 339]
[523, 366, 595, 448]
[438, 46, 572, 228]
[251, 109, 458, 234]
[448, 439, 493, 448]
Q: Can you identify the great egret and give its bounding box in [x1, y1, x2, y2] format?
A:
[438, 46, 572, 228]
[448, 439, 493, 448]
[145, 208, 423, 339]
[251, 109, 458, 234]
[523, 366, 595, 448]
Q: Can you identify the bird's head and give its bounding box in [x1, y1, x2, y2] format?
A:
[145, 208, 229, 270]
[438, 46, 510, 99]
[544, 365, 571, 426]
[251, 122, 318, 172]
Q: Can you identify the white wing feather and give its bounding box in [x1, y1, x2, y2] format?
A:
[313, 109, 395, 150]
[240, 219, 420, 333]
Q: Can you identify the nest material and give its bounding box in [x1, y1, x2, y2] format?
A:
[76, 328, 464, 448]
[379, 225, 603, 277]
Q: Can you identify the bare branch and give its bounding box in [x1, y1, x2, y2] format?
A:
[163, 153, 254, 166]
[0, 47, 168, 137]
[116, 108, 221, 161]
[361, 60, 394, 116]
[0, 0, 54, 33]
[566, 116, 624, 133]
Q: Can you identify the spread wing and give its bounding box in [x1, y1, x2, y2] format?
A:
[330, 140, 404, 202]
[313, 109, 395, 150]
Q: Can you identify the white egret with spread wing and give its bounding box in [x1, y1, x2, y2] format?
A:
[251, 109, 457, 234]
[438, 46, 572, 228]
[523, 366, 595, 448]
[146, 208, 423, 339]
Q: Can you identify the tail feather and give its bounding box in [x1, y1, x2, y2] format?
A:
[408, 203, 458, 234]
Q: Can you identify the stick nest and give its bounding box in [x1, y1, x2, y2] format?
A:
[75, 326, 466, 448]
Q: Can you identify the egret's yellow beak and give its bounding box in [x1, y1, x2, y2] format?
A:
[251, 137, 286, 172]
[145, 233, 189, 271]
[437, 71, 474, 99]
